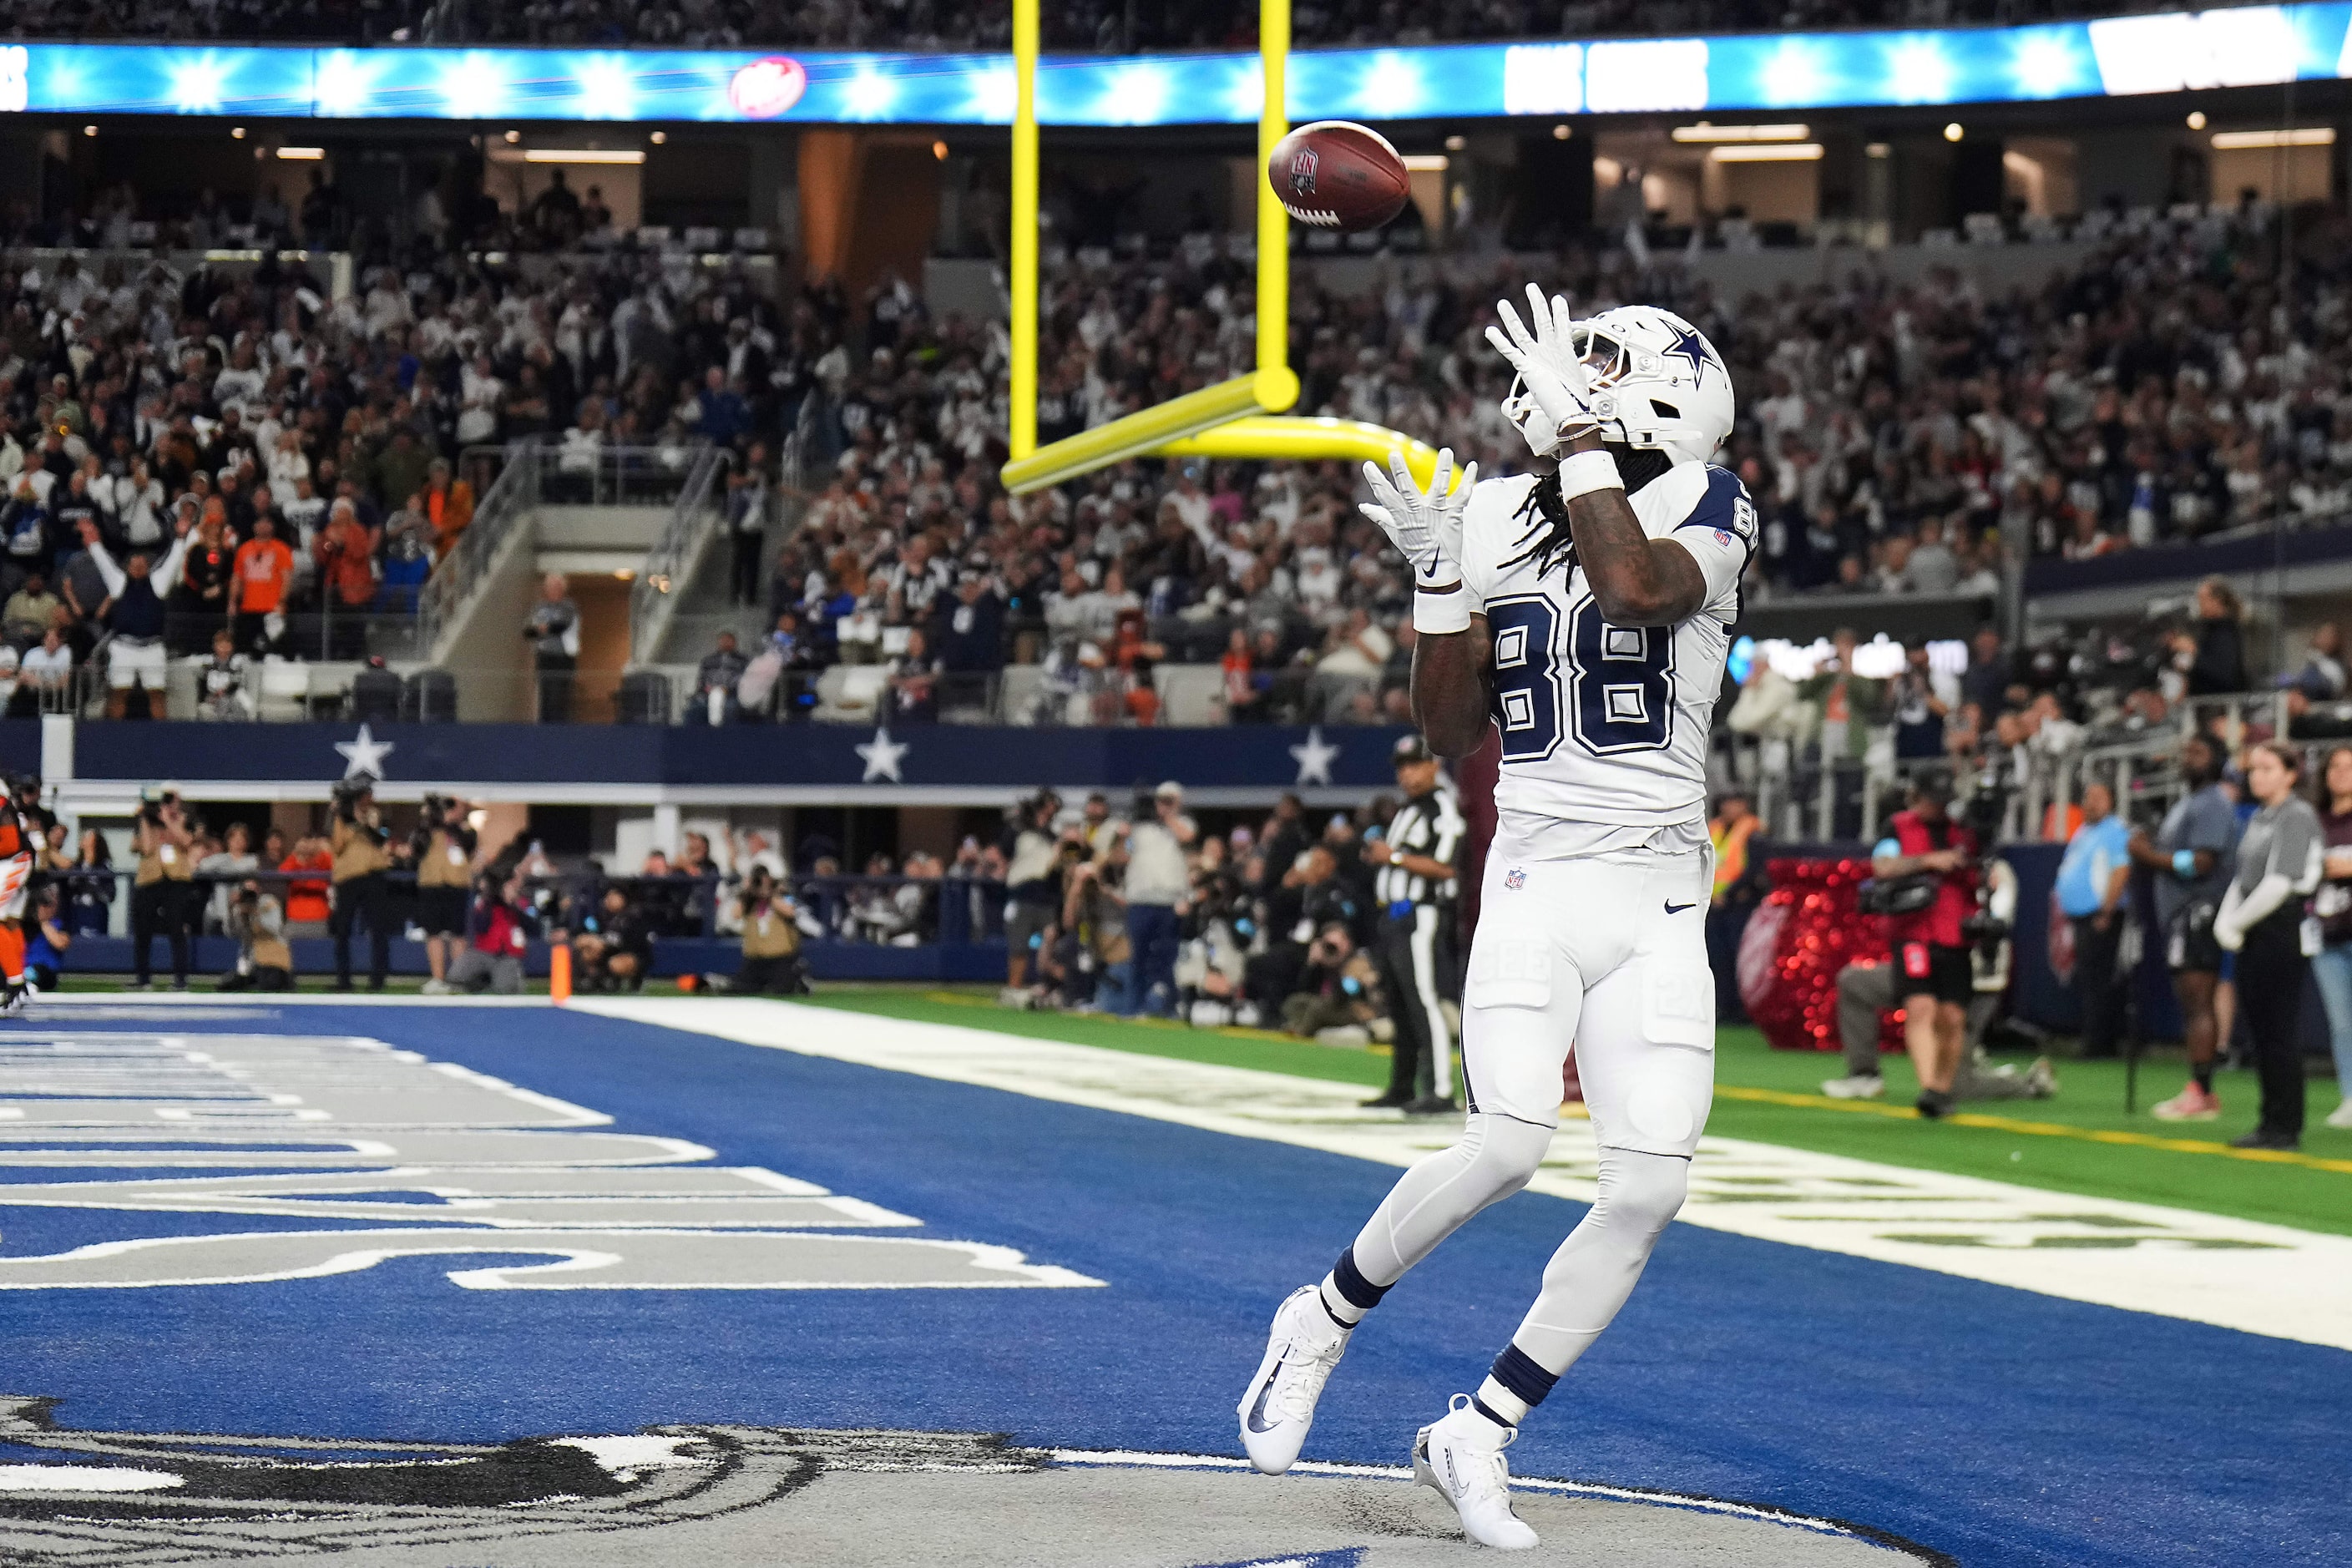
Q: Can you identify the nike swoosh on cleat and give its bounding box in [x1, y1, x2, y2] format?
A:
[1664, 901, 1696, 914]
[1245, 1354, 1287, 1433]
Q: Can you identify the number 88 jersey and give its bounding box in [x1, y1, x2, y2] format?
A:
[1456, 461, 1752, 837]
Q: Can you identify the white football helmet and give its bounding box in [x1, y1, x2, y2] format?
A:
[1505, 304, 1733, 466]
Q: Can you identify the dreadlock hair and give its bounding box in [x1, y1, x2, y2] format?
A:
[1500, 443, 1677, 579]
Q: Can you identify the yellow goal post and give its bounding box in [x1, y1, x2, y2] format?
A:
[997, 0, 1449, 497]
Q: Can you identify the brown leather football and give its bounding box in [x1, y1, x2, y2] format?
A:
[1267, 120, 1410, 232]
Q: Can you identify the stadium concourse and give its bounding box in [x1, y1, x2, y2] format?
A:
[0, 992, 2346, 1567]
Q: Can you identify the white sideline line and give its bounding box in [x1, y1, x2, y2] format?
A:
[573, 996, 2352, 1353]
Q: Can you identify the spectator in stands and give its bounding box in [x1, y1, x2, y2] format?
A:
[422, 459, 474, 562]
[726, 448, 772, 608]
[89, 514, 192, 718]
[230, 514, 293, 656]
[2176, 577, 2248, 696]
[4, 570, 58, 646]
[733, 868, 808, 995]
[451, 872, 536, 996]
[1118, 781, 1196, 1016]
[127, 794, 194, 991]
[2056, 781, 2133, 1060]
[14, 625, 68, 717]
[933, 570, 1006, 710]
[886, 628, 941, 722]
[195, 630, 255, 721]
[694, 630, 749, 726]
[2132, 732, 2239, 1121]
[172, 502, 237, 652]
[328, 780, 392, 992]
[526, 574, 581, 723]
[1798, 629, 1884, 766]
[313, 499, 381, 660]
[2214, 742, 2324, 1150]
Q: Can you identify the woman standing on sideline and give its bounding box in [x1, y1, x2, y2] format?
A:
[2213, 742, 2324, 1150]
[2304, 746, 2352, 1130]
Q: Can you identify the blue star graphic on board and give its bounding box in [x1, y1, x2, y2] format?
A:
[333, 724, 394, 780]
[1662, 325, 1716, 386]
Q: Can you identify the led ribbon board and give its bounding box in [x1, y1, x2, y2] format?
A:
[0, 5, 2345, 124]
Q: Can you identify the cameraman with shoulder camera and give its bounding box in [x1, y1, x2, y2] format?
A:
[413, 797, 477, 996]
[129, 790, 195, 990]
[1870, 770, 1979, 1119]
[328, 779, 392, 992]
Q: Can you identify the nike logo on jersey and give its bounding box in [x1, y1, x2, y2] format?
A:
[1245, 1356, 1287, 1433]
[1664, 901, 1696, 914]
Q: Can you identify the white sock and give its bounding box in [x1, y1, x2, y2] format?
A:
[1474, 1378, 1529, 1428]
[1316, 1276, 1367, 1328]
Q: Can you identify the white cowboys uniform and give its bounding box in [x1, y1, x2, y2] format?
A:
[1237, 297, 1751, 1552]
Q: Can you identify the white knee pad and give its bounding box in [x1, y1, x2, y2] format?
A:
[1514, 1148, 1689, 1368]
[1350, 1112, 1555, 1286]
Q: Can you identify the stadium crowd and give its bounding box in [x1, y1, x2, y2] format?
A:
[5, 176, 2343, 729]
[0, 0, 2222, 50]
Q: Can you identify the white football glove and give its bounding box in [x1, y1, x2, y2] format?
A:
[1484, 283, 1601, 458]
[1358, 447, 1473, 589]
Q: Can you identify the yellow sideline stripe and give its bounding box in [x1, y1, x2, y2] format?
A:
[1713, 1085, 2352, 1175]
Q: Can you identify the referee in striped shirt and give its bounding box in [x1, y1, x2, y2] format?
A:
[1365, 735, 1466, 1114]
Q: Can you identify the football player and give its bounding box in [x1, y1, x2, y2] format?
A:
[0, 772, 43, 1013]
[1237, 289, 1751, 1550]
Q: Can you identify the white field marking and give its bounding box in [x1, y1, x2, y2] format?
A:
[0, 1464, 184, 1492]
[577, 997, 2352, 1353]
[1048, 1451, 1877, 1543]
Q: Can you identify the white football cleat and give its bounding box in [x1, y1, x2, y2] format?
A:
[1237, 1284, 1353, 1474]
[1413, 1394, 1539, 1550]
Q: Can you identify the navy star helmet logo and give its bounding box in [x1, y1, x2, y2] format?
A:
[1662, 324, 1716, 386]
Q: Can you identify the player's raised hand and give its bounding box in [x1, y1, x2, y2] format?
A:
[1358, 447, 1474, 588]
[1485, 283, 1600, 458]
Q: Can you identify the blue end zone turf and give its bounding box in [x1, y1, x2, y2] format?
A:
[3, 1004, 2346, 1567]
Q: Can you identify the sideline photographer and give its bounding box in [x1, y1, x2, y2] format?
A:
[220, 879, 294, 992]
[1867, 769, 1979, 1119]
[328, 778, 392, 992]
[413, 796, 477, 996]
[128, 789, 194, 990]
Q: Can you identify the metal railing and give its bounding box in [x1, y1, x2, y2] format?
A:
[418, 440, 539, 661]
[626, 443, 728, 663]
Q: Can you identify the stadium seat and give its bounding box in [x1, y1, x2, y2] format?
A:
[254, 660, 312, 723]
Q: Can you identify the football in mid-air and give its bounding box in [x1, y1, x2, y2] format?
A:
[1268, 120, 1409, 231]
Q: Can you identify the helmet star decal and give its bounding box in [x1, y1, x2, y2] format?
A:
[1663, 325, 1716, 386]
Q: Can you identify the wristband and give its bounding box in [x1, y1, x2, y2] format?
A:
[2172, 849, 2197, 879]
[1414, 582, 1472, 635]
[1556, 448, 1624, 501]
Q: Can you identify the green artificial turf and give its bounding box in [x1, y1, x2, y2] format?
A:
[798, 985, 2352, 1238]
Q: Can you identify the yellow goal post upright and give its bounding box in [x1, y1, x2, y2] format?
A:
[997, 0, 1448, 497]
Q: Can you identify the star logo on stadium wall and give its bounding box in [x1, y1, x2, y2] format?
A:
[1288, 726, 1340, 787]
[1663, 325, 1716, 386]
[333, 724, 394, 780]
[857, 726, 910, 783]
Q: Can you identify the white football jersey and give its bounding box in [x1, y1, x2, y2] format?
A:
[1457, 461, 1752, 848]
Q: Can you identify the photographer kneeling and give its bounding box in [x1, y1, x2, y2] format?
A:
[1869, 771, 1980, 1119]
[448, 872, 536, 995]
[219, 879, 294, 992]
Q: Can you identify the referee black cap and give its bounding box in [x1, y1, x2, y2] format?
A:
[1392, 735, 1436, 766]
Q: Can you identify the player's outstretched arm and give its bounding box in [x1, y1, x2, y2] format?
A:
[1411, 615, 1492, 759]
[1556, 432, 1707, 627]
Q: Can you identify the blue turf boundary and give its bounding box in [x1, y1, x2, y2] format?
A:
[2, 1004, 2346, 1567]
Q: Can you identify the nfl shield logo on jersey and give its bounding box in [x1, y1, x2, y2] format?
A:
[1504, 867, 1525, 890]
